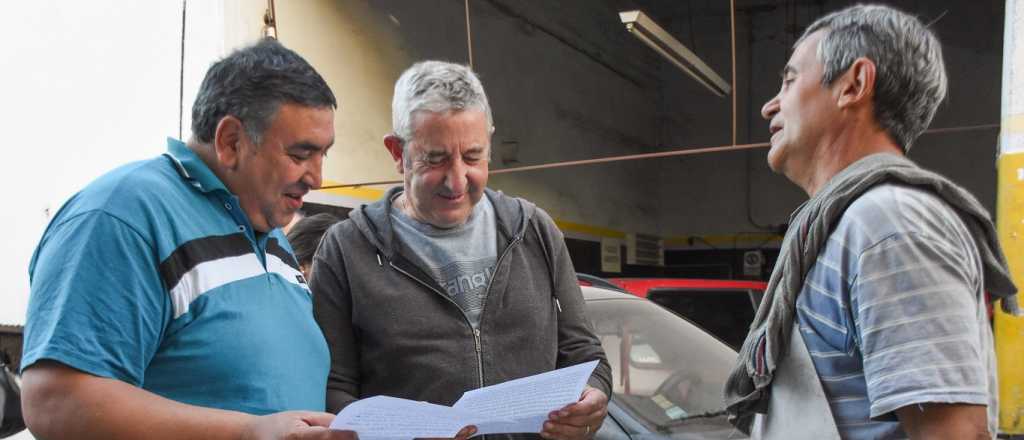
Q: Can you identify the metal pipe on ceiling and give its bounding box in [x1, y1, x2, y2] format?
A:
[465, 0, 474, 68]
[263, 0, 277, 39]
[316, 123, 998, 190]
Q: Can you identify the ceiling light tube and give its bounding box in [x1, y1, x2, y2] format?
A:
[620, 10, 731, 97]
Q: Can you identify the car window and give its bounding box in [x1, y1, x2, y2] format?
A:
[647, 289, 757, 349]
[586, 298, 737, 433]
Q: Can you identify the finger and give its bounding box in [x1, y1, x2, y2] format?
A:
[540, 420, 589, 440]
[555, 388, 610, 419]
[552, 387, 596, 415]
[300, 411, 338, 428]
[454, 425, 478, 440]
[546, 412, 600, 429]
[551, 408, 607, 428]
[329, 429, 359, 440]
[295, 426, 357, 440]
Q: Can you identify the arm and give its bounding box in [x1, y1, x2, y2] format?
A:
[310, 226, 361, 413]
[531, 209, 611, 440]
[22, 361, 350, 440]
[22, 212, 351, 440]
[853, 231, 994, 437]
[534, 209, 612, 396]
[894, 403, 989, 440]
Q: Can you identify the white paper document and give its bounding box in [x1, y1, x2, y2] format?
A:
[330, 360, 598, 439]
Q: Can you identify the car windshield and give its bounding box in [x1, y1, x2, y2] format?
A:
[586, 296, 738, 433]
[648, 289, 758, 349]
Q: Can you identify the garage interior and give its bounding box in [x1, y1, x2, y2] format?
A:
[0, 1, 1020, 438]
[287, 0, 1002, 281]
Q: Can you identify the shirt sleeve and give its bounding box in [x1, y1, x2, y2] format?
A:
[22, 210, 171, 386]
[852, 231, 990, 420]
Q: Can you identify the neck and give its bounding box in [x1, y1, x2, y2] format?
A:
[188, 140, 234, 191]
[394, 192, 413, 218]
[795, 121, 904, 197]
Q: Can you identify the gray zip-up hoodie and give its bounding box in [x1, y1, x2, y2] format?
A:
[311, 187, 612, 438]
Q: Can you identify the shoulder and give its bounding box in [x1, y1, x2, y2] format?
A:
[323, 217, 361, 241]
[50, 156, 178, 231]
[834, 183, 969, 254]
[317, 217, 364, 259]
[485, 188, 535, 214]
[525, 202, 560, 238]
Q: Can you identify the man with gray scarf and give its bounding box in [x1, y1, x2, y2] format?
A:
[723, 4, 1018, 440]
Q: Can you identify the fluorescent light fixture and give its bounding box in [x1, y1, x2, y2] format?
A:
[620, 10, 731, 97]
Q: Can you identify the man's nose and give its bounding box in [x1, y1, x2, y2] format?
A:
[303, 155, 323, 190]
[761, 94, 780, 120]
[445, 159, 468, 194]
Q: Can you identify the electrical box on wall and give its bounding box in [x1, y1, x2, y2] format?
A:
[600, 238, 622, 273]
[626, 233, 664, 266]
[743, 250, 765, 278]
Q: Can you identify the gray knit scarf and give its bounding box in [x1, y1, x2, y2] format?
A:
[723, 153, 1019, 433]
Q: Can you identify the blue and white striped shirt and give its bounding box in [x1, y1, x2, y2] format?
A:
[795, 183, 997, 439]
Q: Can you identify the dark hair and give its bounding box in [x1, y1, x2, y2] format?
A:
[287, 213, 340, 266]
[191, 38, 337, 145]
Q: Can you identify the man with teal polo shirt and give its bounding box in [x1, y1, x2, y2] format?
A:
[20, 38, 354, 440]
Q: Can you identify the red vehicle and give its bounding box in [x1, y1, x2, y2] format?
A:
[579, 275, 767, 349]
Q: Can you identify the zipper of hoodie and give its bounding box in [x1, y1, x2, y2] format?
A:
[385, 258, 483, 387]
[472, 234, 523, 388]
[381, 233, 523, 390]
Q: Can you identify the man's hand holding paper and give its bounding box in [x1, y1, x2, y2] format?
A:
[541, 386, 608, 440]
[329, 361, 600, 439]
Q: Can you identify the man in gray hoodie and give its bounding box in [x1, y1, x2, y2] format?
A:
[310, 61, 612, 440]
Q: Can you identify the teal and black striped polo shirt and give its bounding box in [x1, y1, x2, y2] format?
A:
[23, 138, 329, 415]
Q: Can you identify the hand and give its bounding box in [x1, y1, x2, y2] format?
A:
[416, 425, 478, 440]
[241, 411, 359, 440]
[541, 386, 609, 440]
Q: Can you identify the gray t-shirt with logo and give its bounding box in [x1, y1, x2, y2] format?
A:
[391, 196, 497, 328]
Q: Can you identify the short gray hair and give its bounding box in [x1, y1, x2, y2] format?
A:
[391, 61, 493, 144]
[799, 4, 947, 152]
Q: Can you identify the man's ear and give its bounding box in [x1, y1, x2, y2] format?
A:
[213, 115, 245, 170]
[836, 57, 876, 109]
[383, 135, 406, 174]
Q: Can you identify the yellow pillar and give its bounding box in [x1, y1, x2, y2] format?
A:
[997, 153, 1024, 433]
[998, 1, 1024, 433]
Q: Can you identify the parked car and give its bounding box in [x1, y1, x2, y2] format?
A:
[602, 278, 767, 349]
[581, 285, 747, 440]
[0, 351, 25, 438]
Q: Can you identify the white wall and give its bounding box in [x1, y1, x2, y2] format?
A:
[0, 2, 269, 437]
[1, 4, 184, 438]
[0, 0, 285, 328]
[0, 2, 189, 333]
